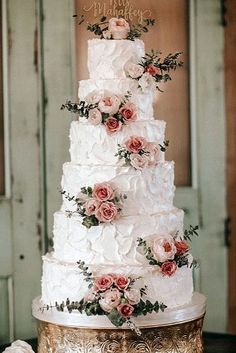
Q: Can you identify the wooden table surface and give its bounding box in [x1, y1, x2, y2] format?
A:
[1, 333, 236, 352]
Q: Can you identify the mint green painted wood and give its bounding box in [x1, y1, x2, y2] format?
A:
[175, 0, 227, 333]
[7, 0, 42, 340]
[43, 0, 76, 244]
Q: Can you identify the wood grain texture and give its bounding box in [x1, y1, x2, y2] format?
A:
[75, 0, 190, 186]
[225, 0, 236, 334]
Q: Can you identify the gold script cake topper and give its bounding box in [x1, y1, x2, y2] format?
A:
[83, 0, 152, 23]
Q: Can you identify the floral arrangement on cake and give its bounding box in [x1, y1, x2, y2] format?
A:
[44, 261, 167, 335]
[61, 182, 127, 228]
[74, 15, 155, 41]
[115, 136, 168, 170]
[125, 50, 183, 92]
[61, 92, 137, 134]
[137, 225, 199, 276]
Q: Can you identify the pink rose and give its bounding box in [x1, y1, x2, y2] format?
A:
[161, 261, 177, 277]
[125, 63, 144, 79]
[145, 142, 161, 166]
[130, 154, 149, 170]
[92, 182, 114, 202]
[98, 95, 121, 115]
[105, 117, 122, 135]
[152, 234, 177, 263]
[86, 92, 103, 104]
[115, 275, 130, 290]
[145, 65, 161, 76]
[103, 30, 112, 39]
[175, 240, 189, 256]
[94, 275, 113, 292]
[85, 198, 101, 216]
[88, 108, 102, 125]
[117, 303, 134, 317]
[124, 289, 141, 305]
[108, 18, 130, 40]
[125, 136, 147, 153]
[84, 286, 97, 302]
[119, 103, 137, 124]
[99, 289, 121, 312]
[95, 202, 118, 223]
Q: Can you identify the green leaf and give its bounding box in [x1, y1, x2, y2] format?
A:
[107, 309, 126, 327]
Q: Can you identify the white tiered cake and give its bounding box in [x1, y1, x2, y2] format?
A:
[41, 38, 194, 314]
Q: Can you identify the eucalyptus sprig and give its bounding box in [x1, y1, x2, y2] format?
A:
[159, 140, 169, 152]
[137, 238, 159, 266]
[61, 100, 95, 118]
[77, 260, 94, 284]
[127, 19, 156, 41]
[183, 225, 199, 242]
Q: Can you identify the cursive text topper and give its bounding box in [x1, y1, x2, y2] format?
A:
[83, 0, 152, 24]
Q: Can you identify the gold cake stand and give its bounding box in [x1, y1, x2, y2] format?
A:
[33, 293, 206, 353]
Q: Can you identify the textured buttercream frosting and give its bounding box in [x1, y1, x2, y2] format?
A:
[69, 120, 166, 165]
[61, 162, 175, 215]
[40, 37, 194, 316]
[79, 78, 154, 121]
[53, 208, 184, 264]
[87, 39, 145, 79]
[42, 253, 193, 309]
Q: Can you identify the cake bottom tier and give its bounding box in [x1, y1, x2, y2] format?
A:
[33, 293, 206, 353]
[41, 253, 193, 309]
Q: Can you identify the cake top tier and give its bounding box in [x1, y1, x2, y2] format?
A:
[88, 39, 145, 79]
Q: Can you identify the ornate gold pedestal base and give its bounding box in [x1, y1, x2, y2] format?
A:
[37, 316, 204, 353]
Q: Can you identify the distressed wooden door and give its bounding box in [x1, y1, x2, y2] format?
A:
[0, 0, 76, 344]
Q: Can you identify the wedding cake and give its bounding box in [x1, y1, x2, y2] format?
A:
[36, 18, 205, 338]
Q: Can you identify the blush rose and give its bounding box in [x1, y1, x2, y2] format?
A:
[108, 18, 130, 40]
[175, 240, 189, 256]
[130, 154, 149, 170]
[105, 117, 122, 135]
[88, 108, 102, 125]
[98, 95, 121, 115]
[119, 102, 137, 124]
[125, 136, 147, 153]
[95, 202, 118, 223]
[126, 62, 144, 79]
[124, 289, 141, 305]
[152, 234, 177, 263]
[117, 303, 134, 317]
[85, 198, 101, 216]
[115, 275, 130, 290]
[161, 261, 177, 277]
[99, 289, 121, 312]
[94, 275, 113, 292]
[92, 182, 114, 202]
[145, 142, 161, 166]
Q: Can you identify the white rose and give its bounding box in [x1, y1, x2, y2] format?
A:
[108, 18, 130, 40]
[125, 63, 144, 79]
[124, 289, 141, 305]
[85, 91, 103, 104]
[98, 95, 121, 115]
[138, 72, 157, 92]
[130, 153, 149, 170]
[3, 341, 35, 353]
[99, 289, 121, 312]
[88, 108, 102, 125]
[103, 30, 112, 39]
[152, 234, 177, 263]
[145, 142, 161, 166]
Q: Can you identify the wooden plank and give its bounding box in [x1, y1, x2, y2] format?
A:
[0, 0, 4, 195]
[195, 0, 227, 332]
[43, 0, 76, 244]
[225, 0, 236, 334]
[8, 0, 42, 339]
